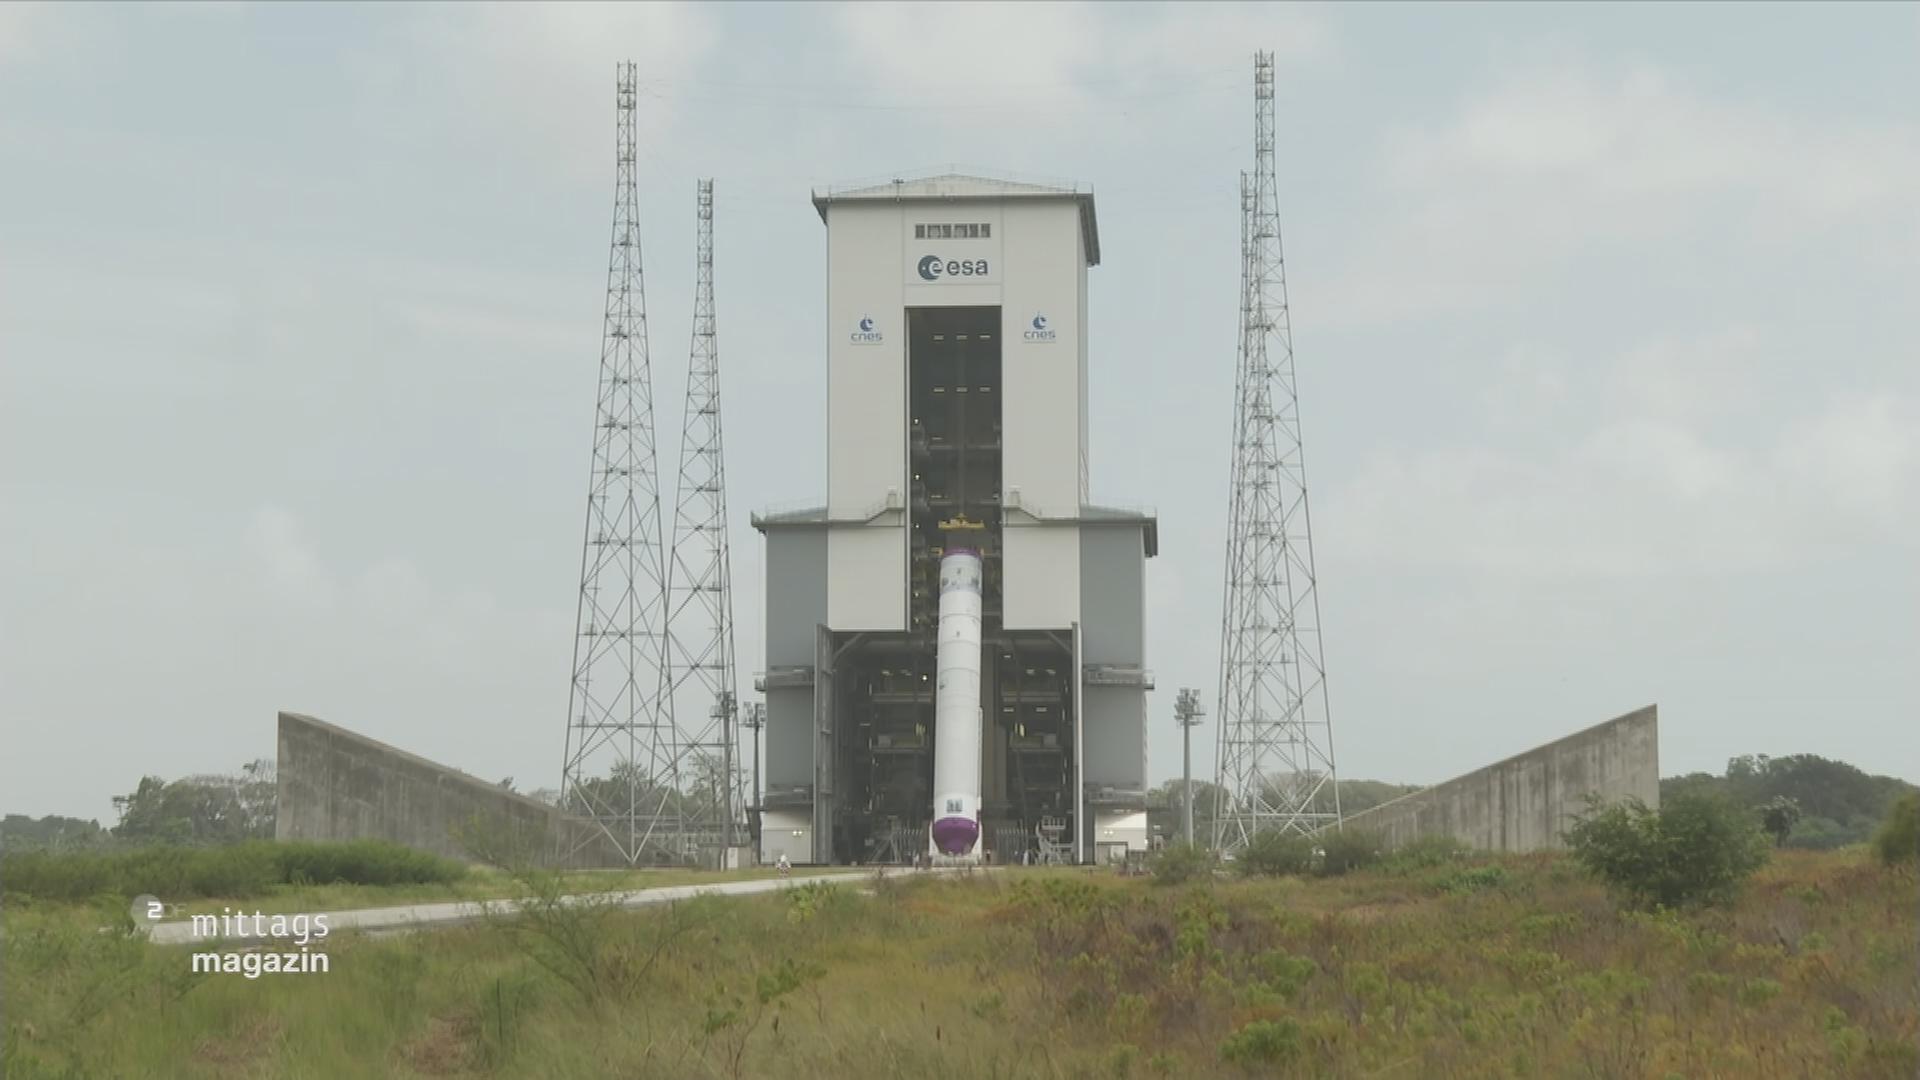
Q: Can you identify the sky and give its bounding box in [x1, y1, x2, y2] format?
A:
[3, 3, 1916, 823]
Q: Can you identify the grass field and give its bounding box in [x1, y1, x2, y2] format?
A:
[4, 850, 1915, 1078]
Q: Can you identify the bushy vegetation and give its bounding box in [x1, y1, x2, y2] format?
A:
[1872, 792, 1918, 865]
[1317, 827, 1383, 876]
[997, 852, 1914, 1078]
[1758, 795, 1802, 846]
[274, 840, 467, 888]
[2, 839, 466, 902]
[1149, 841, 1216, 885]
[108, 760, 279, 844]
[1229, 827, 1394, 879]
[1218, 1017, 1303, 1071]
[1663, 753, 1918, 850]
[1379, 833, 1470, 872]
[1146, 777, 1420, 848]
[0, 813, 106, 851]
[4, 852, 1915, 1078]
[1566, 793, 1770, 909]
[1432, 863, 1511, 895]
[1234, 829, 1315, 877]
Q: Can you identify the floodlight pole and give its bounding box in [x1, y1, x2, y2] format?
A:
[742, 701, 765, 858]
[1175, 688, 1205, 847]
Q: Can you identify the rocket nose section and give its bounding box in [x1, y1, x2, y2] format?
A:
[932, 816, 979, 855]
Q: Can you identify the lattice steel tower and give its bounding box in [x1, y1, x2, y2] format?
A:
[662, 178, 745, 856]
[1213, 52, 1340, 851]
[560, 62, 678, 864]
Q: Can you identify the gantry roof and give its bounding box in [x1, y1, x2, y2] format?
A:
[811, 171, 1099, 266]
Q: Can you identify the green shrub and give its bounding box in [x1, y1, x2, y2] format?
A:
[270, 840, 465, 888]
[1565, 794, 1769, 909]
[1318, 828, 1383, 876]
[1, 840, 465, 902]
[1254, 948, 1319, 997]
[784, 879, 858, 924]
[1380, 833, 1469, 872]
[1757, 795, 1802, 847]
[1871, 793, 1918, 865]
[1235, 830, 1315, 877]
[0, 845, 277, 902]
[1150, 842, 1216, 886]
[1435, 864, 1509, 895]
[1219, 1018, 1303, 1069]
[492, 866, 712, 1005]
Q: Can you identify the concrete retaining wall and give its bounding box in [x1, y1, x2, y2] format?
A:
[1334, 705, 1660, 853]
[275, 712, 624, 867]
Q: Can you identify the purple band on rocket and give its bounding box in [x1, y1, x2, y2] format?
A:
[932, 816, 978, 855]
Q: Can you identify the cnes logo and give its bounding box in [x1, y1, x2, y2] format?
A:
[1023, 314, 1057, 343]
[850, 314, 883, 345]
[917, 255, 990, 282]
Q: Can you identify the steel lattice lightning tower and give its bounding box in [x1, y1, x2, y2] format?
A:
[560, 62, 677, 864]
[662, 177, 745, 858]
[1213, 52, 1341, 852]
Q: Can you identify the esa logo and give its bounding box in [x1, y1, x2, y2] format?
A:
[917, 255, 990, 282]
[1023, 314, 1057, 343]
[849, 314, 883, 345]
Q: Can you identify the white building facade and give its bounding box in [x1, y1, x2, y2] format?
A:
[754, 175, 1153, 866]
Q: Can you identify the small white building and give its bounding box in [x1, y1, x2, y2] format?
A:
[754, 174, 1154, 866]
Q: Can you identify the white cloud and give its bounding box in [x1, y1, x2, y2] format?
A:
[825, 3, 1330, 134]
[1388, 65, 1920, 221]
[0, 2, 49, 65]
[1313, 64, 1920, 327]
[1475, 343, 1572, 429]
[1780, 392, 1918, 521]
[245, 506, 336, 610]
[1327, 322, 1918, 581]
[1607, 327, 1770, 423]
[354, 3, 722, 184]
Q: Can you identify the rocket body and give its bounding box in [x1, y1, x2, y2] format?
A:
[931, 548, 984, 855]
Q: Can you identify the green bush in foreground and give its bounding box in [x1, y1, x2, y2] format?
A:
[1150, 842, 1216, 886]
[1235, 830, 1316, 877]
[1, 845, 277, 903]
[1379, 833, 1470, 872]
[1, 839, 465, 902]
[1317, 828, 1383, 876]
[1219, 1018, 1304, 1071]
[1566, 793, 1769, 909]
[272, 840, 466, 888]
[1872, 793, 1918, 865]
[1433, 863, 1509, 895]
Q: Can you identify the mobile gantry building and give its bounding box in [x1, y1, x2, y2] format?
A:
[753, 174, 1154, 866]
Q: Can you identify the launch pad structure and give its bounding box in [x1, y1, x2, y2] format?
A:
[753, 175, 1156, 867]
[272, 61, 1666, 874]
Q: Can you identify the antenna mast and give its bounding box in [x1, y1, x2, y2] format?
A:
[1213, 52, 1341, 851]
[560, 61, 676, 864]
[663, 178, 745, 863]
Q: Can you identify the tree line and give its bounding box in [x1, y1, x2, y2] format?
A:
[1661, 753, 1918, 850]
[5, 751, 1912, 853]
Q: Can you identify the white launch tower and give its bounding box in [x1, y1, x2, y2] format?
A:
[752, 173, 1156, 867]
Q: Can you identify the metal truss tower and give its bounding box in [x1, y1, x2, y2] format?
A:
[1213, 52, 1341, 852]
[662, 178, 745, 858]
[560, 62, 678, 864]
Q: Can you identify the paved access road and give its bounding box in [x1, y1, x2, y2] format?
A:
[143, 867, 980, 946]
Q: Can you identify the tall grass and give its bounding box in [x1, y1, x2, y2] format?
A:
[3, 853, 1914, 1078]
